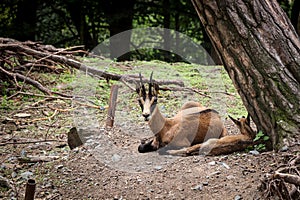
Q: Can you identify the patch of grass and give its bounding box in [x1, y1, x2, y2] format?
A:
[0, 81, 11, 96]
[83, 59, 246, 118]
[0, 95, 15, 110]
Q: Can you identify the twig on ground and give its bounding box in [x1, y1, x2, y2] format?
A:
[0, 139, 64, 146]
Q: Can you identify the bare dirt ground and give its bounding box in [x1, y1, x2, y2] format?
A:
[1, 106, 299, 200]
[0, 65, 299, 200]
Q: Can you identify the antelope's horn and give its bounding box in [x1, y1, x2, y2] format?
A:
[149, 71, 153, 83]
[139, 72, 143, 86]
[149, 71, 154, 93]
[139, 72, 146, 94]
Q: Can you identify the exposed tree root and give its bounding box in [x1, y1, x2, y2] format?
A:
[260, 154, 300, 200]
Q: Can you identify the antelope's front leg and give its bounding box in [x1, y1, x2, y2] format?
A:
[167, 147, 189, 155]
[167, 143, 203, 155]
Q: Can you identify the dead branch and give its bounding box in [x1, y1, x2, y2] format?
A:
[0, 66, 52, 95]
[0, 38, 184, 98]
[17, 155, 60, 163]
[0, 139, 64, 146]
[0, 38, 183, 85]
[159, 86, 211, 98]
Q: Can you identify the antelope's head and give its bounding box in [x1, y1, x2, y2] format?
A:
[136, 72, 159, 121]
[228, 113, 256, 139]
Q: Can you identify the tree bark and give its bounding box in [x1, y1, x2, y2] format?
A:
[104, 0, 135, 61]
[64, 0, 96, 50]
[191, 0, 300, 149]
[13, 0, 37, 41]
[291, 0, 300, 35]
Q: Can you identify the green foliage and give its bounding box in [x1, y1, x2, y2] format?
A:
[0, 81, 10, 96]
[0, 95, 14, 110]
[254, 131, 270, 142]
[253, 131, 270, 151]
[0, 0, 296, 62]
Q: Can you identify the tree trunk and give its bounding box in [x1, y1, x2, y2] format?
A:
[65, 0, 96, 50]
[13, 0, 37, 41]
[291, 0, 300, 35]
[104, 0, 135, 61]
[191, 0, 300, 149]
[163, 0, 171, 62]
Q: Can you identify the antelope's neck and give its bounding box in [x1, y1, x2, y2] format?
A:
[149, 106, 166, 135]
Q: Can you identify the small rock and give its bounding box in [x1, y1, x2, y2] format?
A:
[208, 161, 216, 166]
[111, 154, 121, 162]
[249, 150, 260, 155]
[20, 149, 27, 157]
[226, 175, 235, 180]
[177, 186, 184, 191]
[154, 166, 162, 170]
[20, 171, 33, 180]
[75, 178, 82, 182]
[67, 127, 83, 150]
[280, 146, 289, 152]
[191, 184, 203, 191]
[202, 182, 209, 186]
[55, 164, 64, 170]
[14, 113, 31, 118]
[221, 162, 230, 169]
[234, 195, 242, 200]
[209, 171, 221, 177]
[0, 176, 11, 189]
[11, 171, 17, 178]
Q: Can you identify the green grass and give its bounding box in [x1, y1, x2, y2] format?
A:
[76, 58, 247, 119]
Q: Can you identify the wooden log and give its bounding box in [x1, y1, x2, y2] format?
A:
[67, 127, 83, 150]
[106, 85, 119, 128]
[24, 179, 36, 200]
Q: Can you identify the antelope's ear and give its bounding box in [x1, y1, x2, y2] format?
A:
[136, 87, 141, 95]
[228, 115, 241, 126]
[135, 81, 141, 95]
[246, 113, 251, 125]
[153, 83, 159, 95]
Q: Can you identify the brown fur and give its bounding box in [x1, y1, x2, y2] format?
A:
[150, 102, 227, 149]
[168, 114, 256, 156]
[137, 73, 227, 153]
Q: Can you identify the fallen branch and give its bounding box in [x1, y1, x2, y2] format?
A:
[0, 39, 183, 85]
[0, 139, 64, 146]
[0, 66, 52, 95]
[17, 155, 60, 163]
[1, 38, 185, 98]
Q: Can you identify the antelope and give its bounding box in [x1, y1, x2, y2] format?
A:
[168, 114, 257, 156]
[136, 73, 227, 154]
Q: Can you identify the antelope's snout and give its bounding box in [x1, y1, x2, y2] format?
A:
[138, 140, 157, 153]
[142, 98, 152, 121]
[142, 113, 150, 121]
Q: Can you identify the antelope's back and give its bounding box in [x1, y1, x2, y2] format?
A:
[171, 107, 225, 146]
[190, 108, 225, 144]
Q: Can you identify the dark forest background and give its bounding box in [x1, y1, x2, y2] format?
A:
[0, 0, 299, 62]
